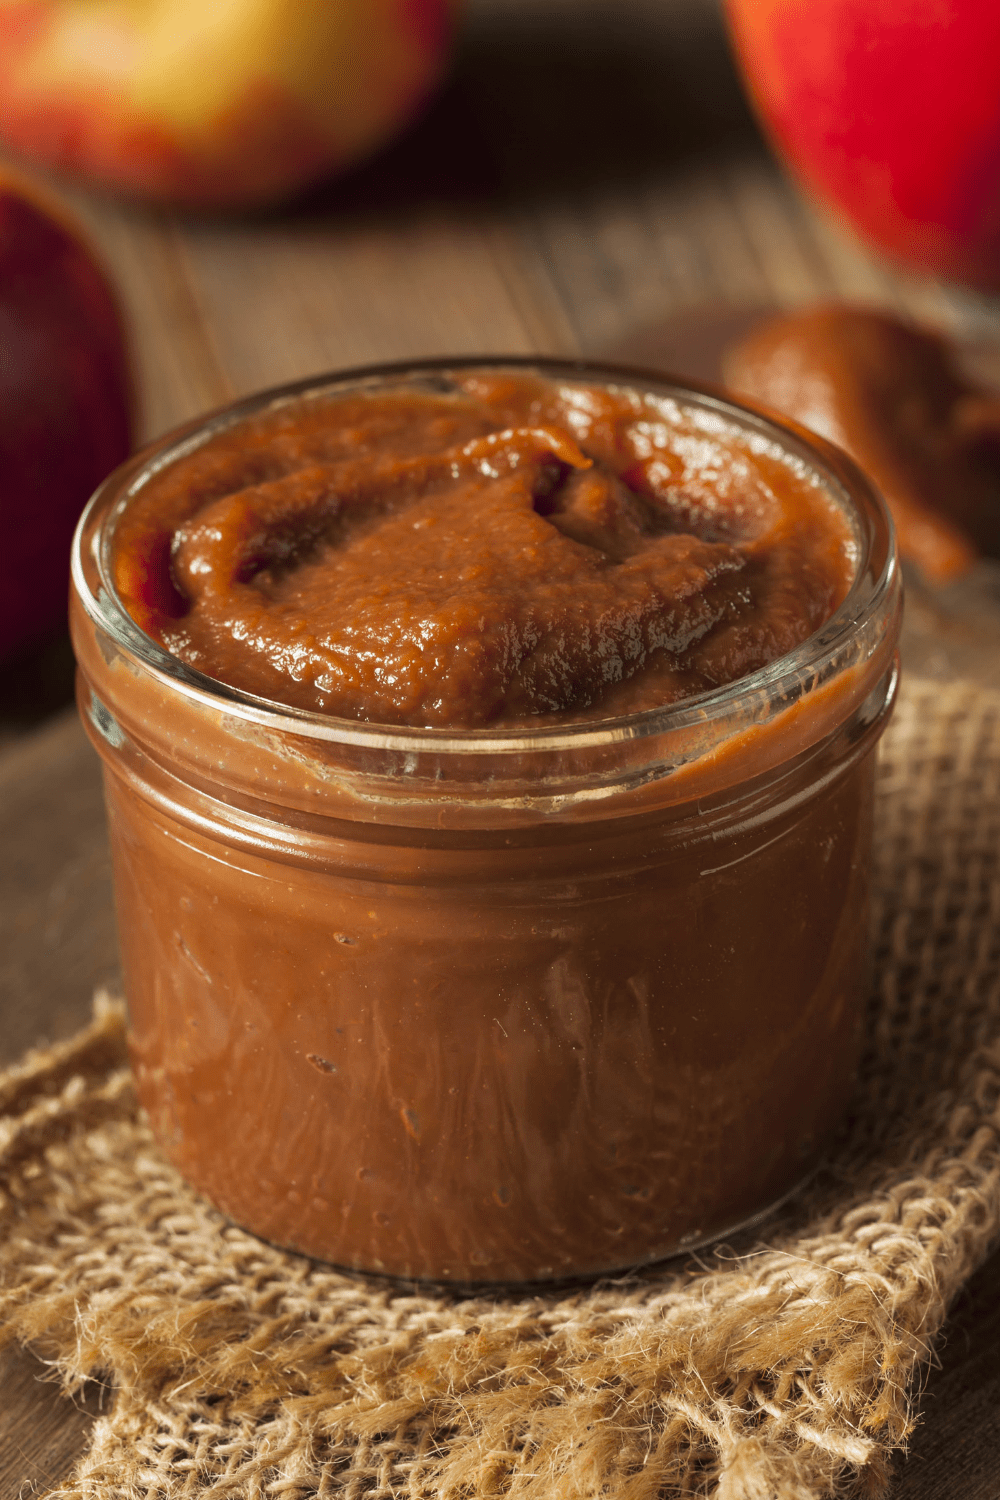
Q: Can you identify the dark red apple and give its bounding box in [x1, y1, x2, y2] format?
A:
[0, 177, 132, 661]
[725, 0, 1000, 287]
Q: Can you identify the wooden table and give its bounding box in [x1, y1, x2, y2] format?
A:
[4, 2, 1000, 1492]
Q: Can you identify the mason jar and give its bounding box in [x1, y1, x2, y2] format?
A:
[70, 358, 901, 1283]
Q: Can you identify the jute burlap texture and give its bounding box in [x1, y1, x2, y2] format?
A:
[2, 674, 1000, 1500]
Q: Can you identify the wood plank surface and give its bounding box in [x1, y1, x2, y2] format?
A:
[3, 2, 1000, 1495]
[0, 1346, 104, 1500]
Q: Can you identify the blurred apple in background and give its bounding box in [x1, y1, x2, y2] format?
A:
[0, 176, 132, 663]
[724, 0, 1000, 288]
[0, 0, 460, 208]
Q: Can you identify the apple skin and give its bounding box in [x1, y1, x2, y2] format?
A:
[724, 0, 1000, 287]
[0, 0, 460, 208]
[0, 178, 132, 661]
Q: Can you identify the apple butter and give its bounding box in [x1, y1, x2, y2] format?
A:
[112, 370, 855, 726]
[70, 359, 901, 1282]
[724, 304, 1000, 585]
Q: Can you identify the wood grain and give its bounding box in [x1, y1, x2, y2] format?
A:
[0, 1347, 105, 1500]
[0, 713, 116, 1070]
[3, 1, 1000, 1494]
[892, 1251, 1000, 1495]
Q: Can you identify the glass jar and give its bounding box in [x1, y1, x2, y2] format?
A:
[70, 358, 901, 1284]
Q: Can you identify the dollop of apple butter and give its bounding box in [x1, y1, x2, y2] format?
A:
[724, 305, 1000, 584]
[113, 370, 855, 727]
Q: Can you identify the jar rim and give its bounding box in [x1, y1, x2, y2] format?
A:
[71, 354, 898, 758]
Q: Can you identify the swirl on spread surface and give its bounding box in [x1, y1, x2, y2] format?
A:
[113, 372, 855, 727]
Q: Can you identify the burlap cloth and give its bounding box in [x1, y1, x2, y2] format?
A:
[3, 674, 1000, 1499]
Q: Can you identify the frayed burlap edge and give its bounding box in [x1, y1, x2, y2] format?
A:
[3, 674, 1000, 1500]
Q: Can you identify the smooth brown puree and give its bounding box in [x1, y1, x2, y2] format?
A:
[90, 369, 892, 1282]
[724, 305, 1000, 586]
[114, 371, 855, 726]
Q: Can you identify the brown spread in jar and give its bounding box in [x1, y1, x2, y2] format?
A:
[114, 371, 855, 726]
[72, 362, 900, 1282]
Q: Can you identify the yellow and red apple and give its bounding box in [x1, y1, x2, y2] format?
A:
[0, 175, 132, 660]
[725, 0, 1000, 288]
[0, 0, 460, 207]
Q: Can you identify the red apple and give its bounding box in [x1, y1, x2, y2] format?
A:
[0, 175, 132, 661]
[724, 0, 1000, 287]
[0, 0, 460, 208]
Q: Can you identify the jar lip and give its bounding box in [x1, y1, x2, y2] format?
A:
[71, 354, 898, 757]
